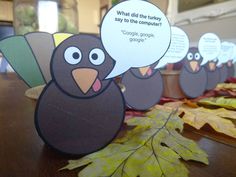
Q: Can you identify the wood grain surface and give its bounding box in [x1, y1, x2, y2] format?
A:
[0, 73, 236, 177]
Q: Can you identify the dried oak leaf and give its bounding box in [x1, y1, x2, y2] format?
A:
[157, 102, 236, 138]
[216, 83, 236, 91]
[198, 97, 236, 110]
[62, 109, 208, 177]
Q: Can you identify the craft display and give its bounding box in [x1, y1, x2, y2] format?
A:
[0, 0, 173, 154]
[35, 34, 125, 155]
[62, 108, 209, 177]
[227, 60, 235, 78]
[101, 0, 171, 79]
[155, 26, 190, 69]
[0, 32, 73, 87]
[198, 33, 221, 92]
[25, 32, 55, 82]
[218, 64, 228, 83]
[217, 41, 234, 82]
[226, 43, 236, 78]
[0, 0, 214, 176]
[3, 0, 236, 176]
[179, 47, 207, 98]
[156, 26, 189, 99]
[101, 0, 171, 110]
[0, 33, 126, 155]
[198, 33, 221, 66]
[121, 63, 163, 110]
[204, 59, 220, 90]
[0, 34, 46, 87]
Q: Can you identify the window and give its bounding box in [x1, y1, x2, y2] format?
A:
[167, 0, 236, 25]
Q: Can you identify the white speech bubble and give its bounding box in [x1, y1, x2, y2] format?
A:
[198, 33, 221, 66]
[101, 0, 171, 78]
[155, 26, 189, 69]
[217, 41, 234, 66]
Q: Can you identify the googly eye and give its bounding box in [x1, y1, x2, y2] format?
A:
[195, 53, 201, 60]
[187, 53, 193, 60]
[89, 48, 105, 65]
[64, 46, 82, 65]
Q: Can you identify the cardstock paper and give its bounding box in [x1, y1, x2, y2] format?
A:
[25, 32, 55, 83]
[121, 65, 163, 110]
[198, 33, 221, 66]
[101, 0, 171, 78]
[155, 26, 189, 69]
[217, 41, 234, 66]
[35, 34, 125, 155]
[53, 33, 73, 47]
[180, 47, 207, 98]
[219, 64, 228, 83]
[204, 62, 220, 90]
[227, 64, 235, 78]
[0, 36, 45, 87]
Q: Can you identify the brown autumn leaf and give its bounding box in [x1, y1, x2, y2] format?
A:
[216, 83, 236, 91]
[155, 102, 236, 138]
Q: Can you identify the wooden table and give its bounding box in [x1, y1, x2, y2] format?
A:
[0, 73, 236, 177]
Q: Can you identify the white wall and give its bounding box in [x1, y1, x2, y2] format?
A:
[179, 16, 236, 43]
[76, 0, 168, 34]
[77, 0, 100, 34]
[0, 1, 13, 22]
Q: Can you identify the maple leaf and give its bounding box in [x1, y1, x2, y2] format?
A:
[62, 109, 208, 177]
[158, 102, 236, 138]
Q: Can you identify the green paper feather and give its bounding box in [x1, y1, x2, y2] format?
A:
[0, 36, 45, 87]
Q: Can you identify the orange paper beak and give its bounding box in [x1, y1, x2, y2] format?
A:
[139, 66, 150, 76]
[72, 68, 98, 94]
[190, 61, 199, 72]
[209, 62, 216, 71]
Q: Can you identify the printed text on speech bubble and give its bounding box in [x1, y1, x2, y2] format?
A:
[101, 0, 171, 78]
[114, 11, 162, 43]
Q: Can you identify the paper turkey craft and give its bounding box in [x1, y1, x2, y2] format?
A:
[0, 32, 73, 87]
[227, 60, 235, 78]
[121, 63, 163, 111]
[179, 47, 207, 98]
[218, 64, 228, 83]
[0, 33, 125, 155]
[204, 59, 220, 90]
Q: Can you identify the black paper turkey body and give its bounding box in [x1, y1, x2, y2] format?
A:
[227, 60, 235, 79]
[218, 64, 228, 83]
[120, 64, 163, 111]
[35, 34, 125, 155]
[179, 47, 207, 98]
[204, 59, 220, 90]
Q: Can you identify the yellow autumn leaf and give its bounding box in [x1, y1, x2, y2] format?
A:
[216, 83, 236, 91]
[62, 109, 208, 177]
[156, 102, 236, 138]
[198, 97, 236, 110]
